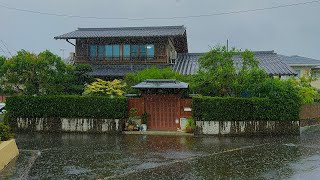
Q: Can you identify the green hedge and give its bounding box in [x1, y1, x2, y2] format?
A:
[192, 96, 300, 121]
[0, 122, 12, 141]
[6, 96, 127, 119]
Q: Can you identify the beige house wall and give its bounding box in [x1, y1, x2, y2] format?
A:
[291, 66, 320, 89]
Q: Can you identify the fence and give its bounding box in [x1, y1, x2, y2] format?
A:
[300, 103, 320, 127]
[0, 95, 7, 102]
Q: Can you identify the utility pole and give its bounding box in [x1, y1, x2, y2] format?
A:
[226, 39, 229, 52]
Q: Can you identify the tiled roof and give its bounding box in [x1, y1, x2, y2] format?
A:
[89, 64, 172, 77]
[54, 26, 186, 39]
[280, 55, 320, 66]
[173, 51, 297, 76]
[88, 51, 297, 77]
[132, 79, 189, 89]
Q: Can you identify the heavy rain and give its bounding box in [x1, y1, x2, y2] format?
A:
[1, 1, 320, 179]
[0, 126, 319, 179]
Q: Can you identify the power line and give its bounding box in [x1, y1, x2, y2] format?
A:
[0, 41, 12, 57]
[0, 40, 13, 57]
[0, 45, 8, 57]
[0, 0, 319, 20]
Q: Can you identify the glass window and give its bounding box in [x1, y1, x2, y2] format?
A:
[147, 44, 154, 60]
[131, 45, 139, 60]
[113, 45, 120, 60]
[123, 45, 130, 60]
[140, 45, 146, 60]
[98, 45, 104, 60]
[105, 45, 112, 60]
[89, 45, 97, 60]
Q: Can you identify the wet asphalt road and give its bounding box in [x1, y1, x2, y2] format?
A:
[1, 127, 320, 179]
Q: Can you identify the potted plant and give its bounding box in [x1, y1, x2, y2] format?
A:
[127, 108, 138, 131]
[185, 117, 196, 133]
[140, 112, 148, 131]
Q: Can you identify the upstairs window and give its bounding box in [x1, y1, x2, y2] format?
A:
[123, 45, 131, 60]
[147, 44, 155, 59]
[105, 45, 112, 60]
[131, 45, 139, 60]
[113, 45, 120, 60]
[98, 45, 104, 60]
[89, 44, 155, 61]
[130, 44, 154, 61]
[140, 45, 147, 60]
[105, 45, 120, 60]
[89, 45, 97, 60]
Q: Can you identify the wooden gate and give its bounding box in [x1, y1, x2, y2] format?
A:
[144, 94, 180, 130]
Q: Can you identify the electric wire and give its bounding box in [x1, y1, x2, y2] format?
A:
[0, 0, 319, 20]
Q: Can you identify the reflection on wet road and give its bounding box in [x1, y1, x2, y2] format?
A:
[1, 126, 320, 179]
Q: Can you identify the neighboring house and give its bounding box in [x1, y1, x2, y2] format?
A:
[54, 25, 296, 78]
[280, 55, 320, 89]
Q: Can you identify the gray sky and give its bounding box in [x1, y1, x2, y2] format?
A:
[0, 0, 319, 59]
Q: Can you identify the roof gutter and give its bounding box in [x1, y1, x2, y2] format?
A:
[66, 39, 75, 46]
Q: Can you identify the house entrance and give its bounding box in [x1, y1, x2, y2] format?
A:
[131, 79, 189, 131]
[144, 94, 179, 130]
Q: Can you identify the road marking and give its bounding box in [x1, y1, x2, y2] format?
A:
[18, 149, 47, 180]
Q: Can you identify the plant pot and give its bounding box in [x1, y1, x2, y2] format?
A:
[127, 125, 135, 131]
[185, 127, 194, 133]
[140, 124, 147, 131]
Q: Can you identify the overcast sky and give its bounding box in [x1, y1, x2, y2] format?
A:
[0, 0, 319, 59]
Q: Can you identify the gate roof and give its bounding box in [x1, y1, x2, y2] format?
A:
[132, 79, 188, 89]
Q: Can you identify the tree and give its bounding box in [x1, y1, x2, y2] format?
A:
[287, 71, 318, 104]
[192, 46, 264, 96]
[64, 64, 93, 95]
[0, 50, 92, 95]
[83, 78, 125, 97]
[124, 66, 188, 93]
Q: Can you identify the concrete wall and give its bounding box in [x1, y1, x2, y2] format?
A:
[0, 139, 19, 171]
[13, 118, 123, 133]
[195, 121, 300, 136]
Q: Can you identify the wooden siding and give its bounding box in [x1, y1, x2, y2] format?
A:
[300, 103, 320, 120]
[180, 98, 192, 118]
[0, 95, 7, 102]
[128, 97, 145, 116]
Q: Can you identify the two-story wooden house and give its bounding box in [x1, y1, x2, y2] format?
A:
[54, 26, 188, 78]
[54, 25, 297, 131]
[54, 25, 296, 79]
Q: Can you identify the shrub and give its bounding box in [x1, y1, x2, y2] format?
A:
[6, 95, 127, 119]
[185, 117, 196, 132]
[124, 66, 188, 93]
[83, 78, 125, 97]
[0, 123, 12, 141]
[192, 96, 300, 121]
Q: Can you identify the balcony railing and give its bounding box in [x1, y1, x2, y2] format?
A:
[74, 55, 168, 64]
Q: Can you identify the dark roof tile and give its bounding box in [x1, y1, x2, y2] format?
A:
[280, 55, 320, 66]
[173, 51, 297, 76]
[54, 26, 186, 39]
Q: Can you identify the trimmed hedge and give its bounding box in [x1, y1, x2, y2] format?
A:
[0, 122, 12, 141]
[6, 96, 127, 119]
[192, 96, 300, 121]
